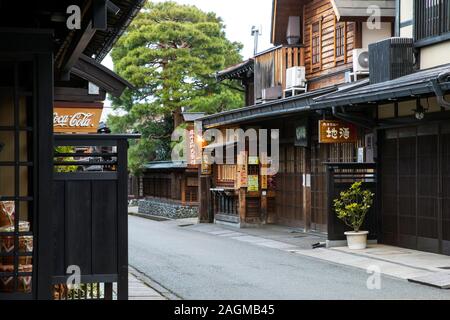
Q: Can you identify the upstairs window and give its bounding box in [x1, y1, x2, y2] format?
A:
[310, 20, 322, 72]
[415, 0, 450, 42]
[334, 18, 347, 64]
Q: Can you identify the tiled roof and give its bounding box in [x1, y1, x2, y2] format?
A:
[313, 64, 450, 108]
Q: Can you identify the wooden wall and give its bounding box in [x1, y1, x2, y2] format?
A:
[303, 0, 359, 90]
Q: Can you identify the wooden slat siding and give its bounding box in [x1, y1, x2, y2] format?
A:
[66, 181, 93, 274]
[303, 0, 357, 90]
[275, 145, 305, 228]
[246, 197, 261, 218]
[53, 181, 66, 276]
[92, 180, 118, 274]
[254, 45, 305, 98]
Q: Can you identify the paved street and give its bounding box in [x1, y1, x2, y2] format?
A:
[129, 215, 450, 300]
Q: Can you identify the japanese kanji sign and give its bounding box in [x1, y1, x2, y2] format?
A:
[318, 120, 357, 144]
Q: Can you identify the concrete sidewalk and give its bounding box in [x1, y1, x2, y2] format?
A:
[113, 267, 173, 300]
[186, 222, 450, 287]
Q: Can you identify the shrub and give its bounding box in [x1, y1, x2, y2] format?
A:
[333, 182, 374, 232]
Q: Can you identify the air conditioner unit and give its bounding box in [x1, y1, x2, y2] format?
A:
[286, 66, 306, 90]
[353, 48, 369, 74]
[261, 86, 282, 101]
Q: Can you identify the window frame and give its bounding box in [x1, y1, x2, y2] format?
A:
[334, 17, 347, 65]
[310, 19, 322, 73]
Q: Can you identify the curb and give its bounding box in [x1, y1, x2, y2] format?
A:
[129, 266, 181, 300]
[128, 211, 173, 222]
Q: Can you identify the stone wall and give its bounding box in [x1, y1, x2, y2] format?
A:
[137, 198, 198, 219]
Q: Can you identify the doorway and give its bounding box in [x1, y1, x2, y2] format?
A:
[380, 123, 450, 254]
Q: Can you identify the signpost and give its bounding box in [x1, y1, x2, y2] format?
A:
[318, 120, 357, 143]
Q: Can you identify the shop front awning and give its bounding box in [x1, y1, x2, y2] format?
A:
[313, 64, 450, 109]
[215, 59, 254, 81]
[200, 86, 337, 128]
[143, 161, 187, 171]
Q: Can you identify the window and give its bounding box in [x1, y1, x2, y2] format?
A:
[0, 61, 35, 297]
[310, 21, 322, 71]
[334, 18, 347, 64]
[415, 0, 450, 42]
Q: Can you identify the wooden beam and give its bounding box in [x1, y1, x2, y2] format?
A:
[72, 54, 134, 97]
[60, 21, 96, 80]
[55, 87, 106, 102]
[106, 0, 121, 15]
[93, 0, 108, 30]
[239, 188, 246, 224]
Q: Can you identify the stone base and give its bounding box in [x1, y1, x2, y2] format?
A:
[138, 199, 198, 220]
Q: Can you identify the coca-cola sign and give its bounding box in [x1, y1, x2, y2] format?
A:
[53, 102, 103, 133]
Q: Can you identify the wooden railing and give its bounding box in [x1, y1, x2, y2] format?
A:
[254, 45, 305, 101]
[414, 0, 450, 43]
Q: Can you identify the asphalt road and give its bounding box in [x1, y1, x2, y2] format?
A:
[129, 215, 450, 300]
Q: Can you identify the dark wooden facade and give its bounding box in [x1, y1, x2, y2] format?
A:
[141, 164, 199, 206]
[0, 1, 144, 300]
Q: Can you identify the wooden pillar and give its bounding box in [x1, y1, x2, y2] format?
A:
[239, 188, 246, 225]
[170, 172, 177, 200]
[303, 146, 312, 232]
[260, 191, 267, 224]
[198, 172, 212, 223]
[181, 175, 186, 205]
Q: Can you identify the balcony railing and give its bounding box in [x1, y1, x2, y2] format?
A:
[414, 0, 450, 44]
[254, 45, 305, 102]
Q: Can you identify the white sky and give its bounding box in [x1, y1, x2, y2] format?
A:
[101, 0, 273, 121]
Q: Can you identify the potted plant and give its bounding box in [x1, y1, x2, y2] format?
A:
[333, 182, 374, 249]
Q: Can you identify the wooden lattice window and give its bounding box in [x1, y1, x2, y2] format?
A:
[334, 17, 347, 65]
[310, 20, 322, 72]
[217, 164, 237, 182]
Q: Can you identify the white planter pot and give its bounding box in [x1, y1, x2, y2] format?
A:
[344, 231, 369, 250]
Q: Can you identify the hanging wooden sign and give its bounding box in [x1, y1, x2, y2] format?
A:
[236, 151, 248, 188]
[319, 120, 357, 144]
[53, 102, 103, 133]
[201, 153, 212, 175]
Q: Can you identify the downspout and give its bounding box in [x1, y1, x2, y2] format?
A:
[331, 106, 376, 129]
[431, 71, 450, 109]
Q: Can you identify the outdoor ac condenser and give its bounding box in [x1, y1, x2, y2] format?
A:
[285, 66, 306, 90]
[368, 37, 414, 84]
[352, 48, 370, 74]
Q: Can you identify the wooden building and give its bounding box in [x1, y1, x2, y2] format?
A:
[141, 161, 199, 206]
[311, 0, 450, 254]
[199, 0, 394, 231]
[199, 0, 450, 257]
[130, 112, 204, 207]
[0, 1, 144, 300]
